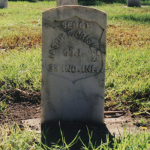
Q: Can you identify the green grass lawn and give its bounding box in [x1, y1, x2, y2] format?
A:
[0, 2, 150, 113]
[0, 1, 150, 149]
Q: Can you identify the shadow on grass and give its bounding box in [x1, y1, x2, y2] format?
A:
[41, 121, 114, 149]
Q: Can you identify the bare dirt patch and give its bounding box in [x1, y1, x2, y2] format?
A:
[0, 89, 41, 125]
[0, 89, 150, 135]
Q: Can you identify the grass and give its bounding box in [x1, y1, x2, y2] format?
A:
[1, 2, 150, 113]
[134, 117, 150, 127]
[141, 0, 150, 5]
[105, 47, 150, 112]
[0, 1, 150, 149]
[0, 98, 7, 113]
[0, 124, 150, 149]
[0, 49, 41, 91]
[0, 124, 43, 149]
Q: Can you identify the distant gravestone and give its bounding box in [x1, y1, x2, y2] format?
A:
[57, 0, 78, 6]
[127, 0, 141, 7]
[0, 0, 8, 8]
[41, 3, 108, 148]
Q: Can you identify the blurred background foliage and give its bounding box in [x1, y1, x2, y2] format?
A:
[8, 0, 150, 5]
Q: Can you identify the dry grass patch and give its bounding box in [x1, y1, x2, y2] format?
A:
[1, 24, 150, 50]
[0, 33, 41, 50]
[0, 27, 41, 50]
[107, 24, 150, 48]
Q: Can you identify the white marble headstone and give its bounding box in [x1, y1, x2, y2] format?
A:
[0, 0, 8, 8]
[127, 0, 141, 7]
[42, 5, 107, 124]
[57, 0, 78, 6]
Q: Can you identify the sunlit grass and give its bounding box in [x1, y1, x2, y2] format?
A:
[105, 47, 150, 111]
[0, 1, 150, 112]
[0, 124, 150, 149]
[0, 49, 41, 91]
[0, 124, 42, 149]
[0, 1, 150, 149]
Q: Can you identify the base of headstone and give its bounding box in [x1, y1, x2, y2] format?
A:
[41, 121, 113, 149]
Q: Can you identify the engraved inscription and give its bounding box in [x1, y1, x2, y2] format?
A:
[49, 31, 98, 61]
[62, 65, 77, 73]
[49, 33, 65, 59]
[49, 64, 99, 74]
[46, 16, 105, 83]
[49, 64, 58, 72]
[63, 47, 84, 57]
[75, 31, 95, 46]
[64, 30, 95, 47]
[51, 33, 65, 49]
[62, 21, 92, 29]
[91, 49, 100, 62]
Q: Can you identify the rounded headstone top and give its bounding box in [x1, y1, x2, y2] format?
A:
[43, 5, 107, 29]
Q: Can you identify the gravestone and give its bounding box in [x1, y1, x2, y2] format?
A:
[57, 0, 78, 6]
[127, 0, 141, 7]
[0, 0, 8, 8]
[41, 3, 108, 149]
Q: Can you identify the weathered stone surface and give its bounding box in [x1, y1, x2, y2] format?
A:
[127, 0, 141, 7]
[57, 0, 78, 6]
[42, 6, 107, 148]
[0, 0, 8, 8]
[42, 6, 106, 124]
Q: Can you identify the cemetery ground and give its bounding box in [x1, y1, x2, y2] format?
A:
[0, 1, 150, 149]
